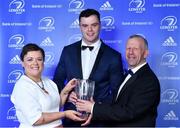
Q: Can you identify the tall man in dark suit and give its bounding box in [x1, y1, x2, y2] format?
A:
[76, 34, 161, 127]
[53, 9, 124, 126]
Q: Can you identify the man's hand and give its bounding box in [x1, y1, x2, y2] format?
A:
[81, 113, 92, 126]
[76, 98, 94, 113]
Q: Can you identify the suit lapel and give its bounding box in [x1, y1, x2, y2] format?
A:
[76, 40, 83, 78]
[118, 74, 138, 97]
[89, 42, 105, 80]
[116, 64, 149, 101]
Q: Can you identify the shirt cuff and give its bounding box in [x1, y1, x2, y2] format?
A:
[90, 102, 95, 114]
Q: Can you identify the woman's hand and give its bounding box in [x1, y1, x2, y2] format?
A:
[60, 78, 77, 106]
[68, 91, 78, 105]
[64, 110, 85, 121]
[61, 78, 77, 95]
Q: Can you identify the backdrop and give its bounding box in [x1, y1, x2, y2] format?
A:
[0, 0, 179, 127]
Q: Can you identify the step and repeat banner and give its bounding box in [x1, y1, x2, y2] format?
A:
[0, 0, 179, 127]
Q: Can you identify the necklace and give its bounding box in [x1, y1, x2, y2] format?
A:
[26, 75, 49, 94]
[36, 80, 49, 94]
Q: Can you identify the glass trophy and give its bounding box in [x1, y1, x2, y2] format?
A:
[75, 79, 95, 118]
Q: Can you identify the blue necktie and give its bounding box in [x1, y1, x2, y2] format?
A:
[81, 46, 94, 51]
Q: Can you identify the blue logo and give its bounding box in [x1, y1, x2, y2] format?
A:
[8, 70, 23, 83]
[161, 89, 179, 105]
[129, 0, 146, 13]
[9, 55, 21, 64]
[9, 0, 25, 14]
[45, 52, 55, 66]
[100, 1, 114, 11]
[160, 16, 178, 31]
[8, 34, 25, 49]
[101, 16, 115, 31]
[161, 52, 178, 67]
[68, 0, 84, 14]
[6, 107, 18, 121]
[162, 36, 177, 47]
[38, 17, 55, 32]
[70, 19, 79, 28]
[164, 110, 179, 121]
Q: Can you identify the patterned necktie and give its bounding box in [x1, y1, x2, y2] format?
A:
[81, 46, 94, 51]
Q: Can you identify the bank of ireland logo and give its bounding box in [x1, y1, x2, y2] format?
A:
[128, 0, 145, 13]
[68, 34, 82, 44]
[45, 52, 55, 66]
[161, 89, 179, 105]
[6, 107, 18, 121]
[160, 16, 178, 31]
[38, 17, 55, 32]
[68, 0, 84, 14]
[8, 70, 23, 83]
[161, 52, 178, 67]
[101, 16, 115, 31]
[8, 34, 25, 49]
[9, 0, 25, 14]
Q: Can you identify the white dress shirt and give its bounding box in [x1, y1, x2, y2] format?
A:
[81, 39, 101, 79]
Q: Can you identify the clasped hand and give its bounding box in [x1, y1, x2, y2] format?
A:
[68, 91, 95, 126]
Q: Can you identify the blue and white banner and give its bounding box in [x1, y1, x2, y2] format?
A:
[0, 0, 179, 127]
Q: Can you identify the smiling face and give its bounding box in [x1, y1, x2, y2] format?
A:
[126, 37, 149, 69]
[22, 50, 44, 82]
[79, 15, 101, 45]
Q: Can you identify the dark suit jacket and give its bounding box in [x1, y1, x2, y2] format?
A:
[93, 63, 160, 127]
[53, 40, 124, 126]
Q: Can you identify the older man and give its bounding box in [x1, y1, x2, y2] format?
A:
[76, 34, 160, 127]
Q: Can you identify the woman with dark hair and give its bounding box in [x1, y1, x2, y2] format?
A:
[11, 43, 84, 128]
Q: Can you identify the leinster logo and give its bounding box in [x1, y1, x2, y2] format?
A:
[160, 16, 178, 31]
[38, 17, 55, 32]
[161, 89, 179, 105]
[8, 70, 23, 83]
[45, 52, 55, 66]
[68, 0, 84, 14]
[7, 107, 18, 121]
[128, 0, 145, 13]
[101, 16, 115, 31]
[8, 34, 24, 49]
[161, 52, 178, 67]
[9, 0, 25, 14]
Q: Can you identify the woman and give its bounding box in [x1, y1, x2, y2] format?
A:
[11, 43, 84, 128]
